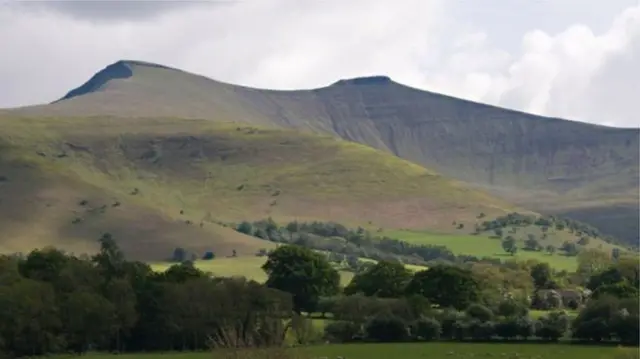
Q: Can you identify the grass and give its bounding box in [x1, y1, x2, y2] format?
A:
[55, 343, 635, 359]
[12, 59, 639, 246]
[0, 115, 517, 260]
[384, 227, 622, 271]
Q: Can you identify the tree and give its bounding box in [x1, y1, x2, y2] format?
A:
[530, 262, 553, 290]
[323, 321, 362, 343]
[536, 311, 570, 341]
[577, 249, 612, 277]
[524, 235, 540, 251]
[572, 296, 638, 343]
[172, 247, 186, 262]
[0, 279, 62, 356]
[412, 317, 441, 341]
[406, 265, 480, 310]
[561, 242, 580, 256]
[344, 260, 411, 298]
[496, 299, 528, 318]
[92, 233, 126, 282]
[163, 262, 207, 283]
[502, 237, 517, 255]
[364, 314, 408, 342]
[18, 247, 70, 283]
[546, 245, 556, 255]
[466, 303, 493, 322]
[61, 290, 116, 353]
[592, 282, 639, 300]
[577, 237, 590, 246]
[262, 245, 340, 313]
[611, 248, 621, 260]
[236, 221, 253, 235]
[286, 221, 300, 240]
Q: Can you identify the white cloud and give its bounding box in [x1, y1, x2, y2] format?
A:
[0, 0, 638, 127]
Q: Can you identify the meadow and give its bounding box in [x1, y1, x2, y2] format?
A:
[384, 229, 586, 271]
[57, 343, 636, 359]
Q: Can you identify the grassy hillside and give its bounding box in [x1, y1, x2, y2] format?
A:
[12, 60, 638, 244]
[0, 115, 517, 259]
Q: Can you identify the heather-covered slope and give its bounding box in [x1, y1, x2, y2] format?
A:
[10, 60, 640, 244]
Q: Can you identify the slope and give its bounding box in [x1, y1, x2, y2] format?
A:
[10, 60, 640, 245]
[0, 115, 519, 258]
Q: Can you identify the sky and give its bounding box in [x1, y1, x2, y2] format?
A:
[1, 0, 639, 128]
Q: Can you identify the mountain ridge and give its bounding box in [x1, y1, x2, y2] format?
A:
[46, 60, 630, 129]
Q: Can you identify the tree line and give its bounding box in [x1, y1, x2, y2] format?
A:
[234, 219, 508, 267]
[0, 233, 637, 357]
[263, 245, 639, 346]
[0, 234, 293, 357]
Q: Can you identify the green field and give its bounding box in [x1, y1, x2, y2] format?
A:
[385, 230, 586, 271]
[57, 343, 635, 359]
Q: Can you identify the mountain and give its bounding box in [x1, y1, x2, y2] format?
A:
[8, 60, 640, 246]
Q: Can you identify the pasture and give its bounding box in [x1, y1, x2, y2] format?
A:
[385, 230, 581, 271]
[62, 343, 635, 359]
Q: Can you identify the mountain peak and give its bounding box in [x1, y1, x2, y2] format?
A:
[56, 60, 175, 103]
[331, 75, 393, 87]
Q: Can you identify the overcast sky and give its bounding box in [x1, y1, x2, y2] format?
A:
[1, 0, 639, 127]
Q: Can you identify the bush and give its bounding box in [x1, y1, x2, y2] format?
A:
[468, 319, 495, 341]
[572, 297, 614, 342]
[496, 299, 528, 317]
[537, 311, 570, 341]
[495, 317, 519, 340]
[323, 321, 362, 343]
[411, 317, 441, 341]
[495, 316, 535, 340]
[316, 296, 337, 318]
[236, 221, 253, 235]
[289, 314, 321, 345]
[452, 319, 470, 341]
[466, 303, 493, 322]
[438, 309, 465, 339]
[611, 310, 640, 345]
[364, 314, 409, 342]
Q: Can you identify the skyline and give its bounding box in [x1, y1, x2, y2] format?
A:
[1, 0, 639, 128]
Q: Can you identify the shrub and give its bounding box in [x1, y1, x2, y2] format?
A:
[496, 316, 535, 340]
[466, 303, 494, 322]
[496, 299, 528, 317]
[495, 317, 519, 340]
[438, 309, 465, 339]
[323, 321, 362, 343]
[537, 311, 570, 341]
[236, 221, 253, 235]
[364, 314, 409, 342]
[411, 317, 441, 341]
[468, 319, 495, 341]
